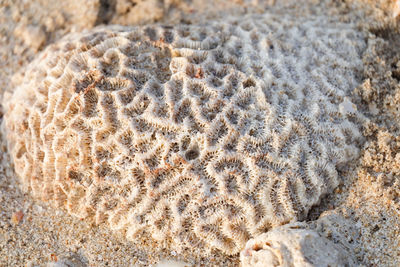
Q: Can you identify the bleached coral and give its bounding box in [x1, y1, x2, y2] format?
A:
[2, 12, 366, 255]
[240, 222, 354, 267]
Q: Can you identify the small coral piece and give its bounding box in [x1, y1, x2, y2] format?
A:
[2, 12, 365, 254]
[240, 222, 354, 267]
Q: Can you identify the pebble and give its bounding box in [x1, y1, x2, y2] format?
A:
[13, 24, 46, 51]
[11, 210, 24, 225]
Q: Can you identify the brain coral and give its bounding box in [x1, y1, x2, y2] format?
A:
[2, 12, 366, 255]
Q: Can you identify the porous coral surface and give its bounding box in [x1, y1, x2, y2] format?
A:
[2, 12, 366, 255]
[240, 222, 354, 267]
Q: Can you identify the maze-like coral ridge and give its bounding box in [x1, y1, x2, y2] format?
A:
[3, 13, 366, 254]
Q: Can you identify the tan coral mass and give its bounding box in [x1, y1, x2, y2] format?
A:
[2, 13, 366, 254]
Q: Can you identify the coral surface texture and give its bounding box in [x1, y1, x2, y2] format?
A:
[2, 12, 366, 254]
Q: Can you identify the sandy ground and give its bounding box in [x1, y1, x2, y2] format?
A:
[0, 0, 400, 266]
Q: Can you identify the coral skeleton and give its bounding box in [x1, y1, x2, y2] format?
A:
[240, 222, 354, 266]
[2, 12, 366, 254]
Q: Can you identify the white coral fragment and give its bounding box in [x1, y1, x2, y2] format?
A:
[2, 11, 366, 255]
[339, 97, 357, 115]
[240, 223, 354, 267]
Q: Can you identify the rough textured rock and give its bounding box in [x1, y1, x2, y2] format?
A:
[240, 222, 355, 267]
[2, 11, 366, 255]
[112, 0, 165, 25]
